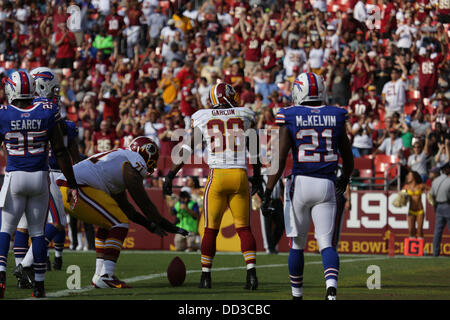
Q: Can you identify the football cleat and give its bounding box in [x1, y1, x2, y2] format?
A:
[52, 257, 62, 270]
[0, 271, 6, 299]
[32, 281, 45, 298]
[198, 272, 211, 289]
[293, 296, 303, 300]
[91, 274, 100, 287]
[94, 274, 132, 289]
[13, 264, 34, 288]
[244, 268, 258, 290]
[325, 287, 337, 300]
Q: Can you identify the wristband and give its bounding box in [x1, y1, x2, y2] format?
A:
[264, 188, 273, 199]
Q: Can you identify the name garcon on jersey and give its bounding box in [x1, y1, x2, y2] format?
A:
[0, 100, 61, 172]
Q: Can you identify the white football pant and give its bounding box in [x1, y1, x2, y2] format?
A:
[284, 175, 337, 252]
[0, 171, 49, 237]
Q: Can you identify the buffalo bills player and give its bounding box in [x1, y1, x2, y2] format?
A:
[262, 72, 354, 300]
[13, 68, 80, 290]
[0, 70, 78, 298]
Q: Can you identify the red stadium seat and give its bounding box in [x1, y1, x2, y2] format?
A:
[404, 103, 415, 115]
[408, 90, 421, 103]
[354, 157, 373, 171]
[374, 154, 398, 173]
[358, 169, 373, 185]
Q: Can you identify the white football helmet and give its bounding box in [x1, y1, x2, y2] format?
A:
[291, 72, 326, 105]
[4, 70, 35, 104]
[30, 67, 59, 99]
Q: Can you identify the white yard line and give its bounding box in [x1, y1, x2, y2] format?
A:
[27, 255, 390, 300]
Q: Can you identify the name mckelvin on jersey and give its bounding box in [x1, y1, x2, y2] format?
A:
[296, 115, 337, 127]
[212, 109, 236, 116]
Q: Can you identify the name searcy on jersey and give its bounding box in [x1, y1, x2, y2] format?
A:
[296, 115, 337, 127]
[10, 119, 42, 130]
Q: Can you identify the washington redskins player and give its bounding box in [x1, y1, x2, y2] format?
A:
[163, 82, 263, 290]
[56, 136, 188, 288]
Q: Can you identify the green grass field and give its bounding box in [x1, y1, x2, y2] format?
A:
[3, 250, 450, 300]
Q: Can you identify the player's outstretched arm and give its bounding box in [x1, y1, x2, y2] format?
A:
[262, 126, 292, 216]
[50, 121, 79, 209]
[163, 126, 202, 196]
[111, 191, 167, 237]
[246, 129, 263, 197]
[123, 162, 188, 236]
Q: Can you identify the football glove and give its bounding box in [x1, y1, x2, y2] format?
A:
[251, 175, 264, 197]
[146, 222, 168, 237]
[261, 188, 275, 217]
[160, 217, 189, 236]
[163, 171, 176, 196]
[335, 175, 350, 197]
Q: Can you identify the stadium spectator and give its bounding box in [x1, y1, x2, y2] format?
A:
[92, 119, 119, 154]
[411, 112, 432, 138]
[171, 189, 199, 252]
[381, 67, 408, 117]
[351, 113, 373, 157]
[407, 138, 431, 182]
[430, 162, 450, 257]
[373, 128, 403, 157]
[54, 23, 77, 69]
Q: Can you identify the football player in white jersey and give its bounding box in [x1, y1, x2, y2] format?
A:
[56, 136, 188, 288]
[163, 82, 263, 290]
[262, 72, 354, 300]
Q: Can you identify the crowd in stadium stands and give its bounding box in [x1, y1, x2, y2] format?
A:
[0, 0, 448, 188]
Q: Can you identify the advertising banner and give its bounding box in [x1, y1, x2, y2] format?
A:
[123, 189, 450, 256]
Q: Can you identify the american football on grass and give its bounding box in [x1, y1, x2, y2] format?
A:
[167, 256, 186, 286]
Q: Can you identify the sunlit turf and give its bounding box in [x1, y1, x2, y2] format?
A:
[2, 250, 449, 300]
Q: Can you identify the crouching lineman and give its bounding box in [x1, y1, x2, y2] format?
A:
[56, 136, 188, 288]
[262, 72, 354, 300]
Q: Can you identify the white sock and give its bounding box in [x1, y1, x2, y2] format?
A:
[247, 263, 256, 270]
[21, 246, 34, 268]
[95, 258, 104, 276]
[15, 257, 23, 266]
[55, 250, 62, 258]
[101, 260, 115, 277]
[292, 287, 303, 297]
[326, 279, 337, 289]
[35, 273, 45, 282]
[77, 233, 83, 244]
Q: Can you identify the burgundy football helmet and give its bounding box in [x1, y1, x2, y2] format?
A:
[128, 136, 159, 175]
[209, 82, 240, 108]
